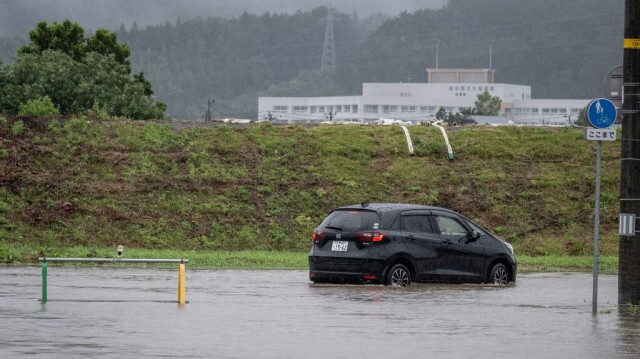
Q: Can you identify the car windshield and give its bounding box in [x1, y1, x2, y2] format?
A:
[320, 210, 381, 232]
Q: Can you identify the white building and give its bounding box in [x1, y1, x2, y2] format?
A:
[258, 69, 590, 126]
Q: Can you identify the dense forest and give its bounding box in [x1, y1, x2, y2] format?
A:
[0, 0, 625, 120]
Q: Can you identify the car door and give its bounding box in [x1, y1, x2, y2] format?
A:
[398, 210, 447, 281]
[431, 211, 486, 282]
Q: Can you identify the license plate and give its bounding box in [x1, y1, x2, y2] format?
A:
[331, 241, 348, 251]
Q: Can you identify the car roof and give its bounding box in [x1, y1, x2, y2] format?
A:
[335, 202, 445, 212]
[329, 203, 466, 229]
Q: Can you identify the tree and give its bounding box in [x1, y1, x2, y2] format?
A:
[1, 20, 165, 120]
[575, 108, 587, 126]
[19, 20, 85, 61]
[435, 107, 447, 122]
[86, 29, 131, 66]
[474, 91, 502, 116]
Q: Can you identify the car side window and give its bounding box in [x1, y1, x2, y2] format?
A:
[401, 215, 433, 233]
[435, 215, 467, 236]
[465, 220, 486, 236]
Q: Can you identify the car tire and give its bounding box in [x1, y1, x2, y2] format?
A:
[489, 263, 509, 285]
[387, 264, 412, 287]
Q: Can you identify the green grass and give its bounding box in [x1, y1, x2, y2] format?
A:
[0, 244, 619, 273]
[517, 255, 618, 274]
[0, 244, 307, 269]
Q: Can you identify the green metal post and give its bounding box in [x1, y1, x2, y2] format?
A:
[41, 261, 47, 303]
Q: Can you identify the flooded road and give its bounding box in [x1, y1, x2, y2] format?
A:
[1, 267, 639, 358]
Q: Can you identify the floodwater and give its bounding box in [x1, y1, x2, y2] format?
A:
[1, 267, 639, 358]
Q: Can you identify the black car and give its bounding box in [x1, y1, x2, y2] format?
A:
[309, 203, 516, 286]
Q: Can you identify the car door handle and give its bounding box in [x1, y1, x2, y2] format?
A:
[405, 235, 417, 241]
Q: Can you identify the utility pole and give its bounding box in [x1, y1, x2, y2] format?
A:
[620, 0, 640, 305]
[205, 98, 214, 122]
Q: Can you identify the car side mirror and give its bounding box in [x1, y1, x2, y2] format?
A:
[467, 230, 480, 242]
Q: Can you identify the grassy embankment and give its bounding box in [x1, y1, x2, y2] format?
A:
[0, 116, 621, 272]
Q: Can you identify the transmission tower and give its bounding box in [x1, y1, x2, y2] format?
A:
[321, 7, 336, 71]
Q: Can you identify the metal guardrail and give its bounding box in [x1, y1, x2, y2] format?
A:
[38, 257, 188, 305]
[38, 257, 188, 263]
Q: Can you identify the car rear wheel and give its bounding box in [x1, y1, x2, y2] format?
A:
[489, 263, 509, 285]
[387, 264, 411, 287]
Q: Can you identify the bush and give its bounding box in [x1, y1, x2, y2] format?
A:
[11, 120, 24, 136]
[18, 96, 60, 116]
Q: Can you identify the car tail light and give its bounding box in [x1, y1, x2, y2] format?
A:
[312, 229, 325, 243]
[363, 275, 377, 280]
[357, 231, 385, 242]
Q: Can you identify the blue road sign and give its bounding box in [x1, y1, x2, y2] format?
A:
[587, 98, 617, 129]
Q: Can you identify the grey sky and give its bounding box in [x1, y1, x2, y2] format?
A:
[0, 0, 448, 38]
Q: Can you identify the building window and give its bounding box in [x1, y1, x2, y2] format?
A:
[542, 108, 550, 115]
[571, 108, 580, 115]
[352, 105, 358, 113]
[335, 105, 342, 113]
[273, 106, 288, 112]
[327, 105, 333, 112]
[551, 108, 559, 115]
[400, 92, 411, 97]
[318, 106, 325, 113]
[460, 72, 484, 83]
[344, 105, 350, 112]
[431, 72, 456, 83]
[559, 108, 567, 115]
[532, 108, 539, 115]
[382, 105, 390, 114]
[449, 86, 454, 91]
[420, 106, 429, 113]
[490, 86, 494, 91]
[310, 106, 317, 113]
[364, 105, 378, 113]
[292, 106, 308, 113]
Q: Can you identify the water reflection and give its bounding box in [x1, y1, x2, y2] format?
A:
[616, 307, 640, 358]
[0, 267, 638, 358]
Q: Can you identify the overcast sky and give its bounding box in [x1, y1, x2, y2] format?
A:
[0, 0, 448, 37]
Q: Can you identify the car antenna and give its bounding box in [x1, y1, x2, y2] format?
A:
[361, 201, 369, 208]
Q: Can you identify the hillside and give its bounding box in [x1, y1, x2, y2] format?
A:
[119, 0, 623, 118]
[0, 116, 621, 260]
[0, 1, 624, 119]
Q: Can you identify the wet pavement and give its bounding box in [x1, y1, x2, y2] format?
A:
[0, 267, 639, 358]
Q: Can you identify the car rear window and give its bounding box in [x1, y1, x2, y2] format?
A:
[320, 210, 381, 232]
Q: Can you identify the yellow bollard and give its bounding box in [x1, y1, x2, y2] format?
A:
[178, 262, 186, 305]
